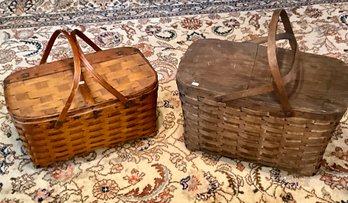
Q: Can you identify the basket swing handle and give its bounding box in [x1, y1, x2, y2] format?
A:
[40, 30, 103, 102]
[39, 30, 83, 127]
[71, 29, 102, 52]
[40, 30, 96, 107]
[40, 30, 101, 65]
[70, 29, 128, 105]
[267, 9, 299, 116]
[54, 30, 128, 127]
[42, 30, 128, 127]
[215, 9, 299, 116]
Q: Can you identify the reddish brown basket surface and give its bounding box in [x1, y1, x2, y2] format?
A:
[176, 10, 348, 176]
[4, 30, 158, 167]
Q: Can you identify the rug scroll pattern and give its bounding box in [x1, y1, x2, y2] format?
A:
[0, 2, 348, 203]
[1, 0, 348, 29]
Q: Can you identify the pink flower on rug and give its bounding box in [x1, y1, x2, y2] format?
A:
[187, 175, 202, 192]
[180, 171, 219, 201]
[180, 174, 204, 194]
[148, 189, 174, 203]
[181, 17, 202, 30]
[43, 163, 82, 186]
[159, 189, 174, 200]
[14, 30, 34, 40]
[135, 43, 155, 57]
[124, 169, 145, 185]
[51, 164, 74, 181]
[92, 179, 119, 200]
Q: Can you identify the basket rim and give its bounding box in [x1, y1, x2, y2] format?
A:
[8, 83, 158, 124]
[176, 39, 348, 117]
[176, 76, 346, 120]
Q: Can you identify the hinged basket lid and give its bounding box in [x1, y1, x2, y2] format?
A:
[177, 38, 348, 116]
[4, 47, 157, 120]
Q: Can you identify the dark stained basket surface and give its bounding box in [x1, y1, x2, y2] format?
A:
[177, 39, 348, 117]
[176, 38, 348, 176]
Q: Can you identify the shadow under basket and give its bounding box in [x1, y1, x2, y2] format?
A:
[176, 10, 348, 176]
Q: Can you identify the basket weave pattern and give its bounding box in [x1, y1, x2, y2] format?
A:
[6, 49, 154, 118]
[181, 93, 340, 175]
[177, 10, 348, 176]
[14, 92, 157, 166]
[5, 30, 158, 167]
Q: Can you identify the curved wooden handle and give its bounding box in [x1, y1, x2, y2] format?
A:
[44, 30, 129, 127]
[215, 9, 299, 116]
[39, 30, 82, 127]
[40, 29, 96, 107]
[267, 9, 299, 116]
[71, 30, 128, 104]
[40, 30, 102, 65]
[40, 30, 74, 65]
[71, 29, 102, 52]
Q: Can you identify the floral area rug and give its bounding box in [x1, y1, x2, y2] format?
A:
[1, 2, 348, 203]
[1, 0, 348, 29]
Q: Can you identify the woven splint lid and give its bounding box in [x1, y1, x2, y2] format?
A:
[4, 47, 157, 119]
[177, 39, 348, 116]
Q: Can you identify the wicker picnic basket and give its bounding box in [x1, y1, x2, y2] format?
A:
[176, 9, 348, 176]
[4, 29, 158, 167]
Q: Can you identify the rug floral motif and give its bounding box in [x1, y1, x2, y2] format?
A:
[0, 3, 348, 203]
[1, 0, 348, 29]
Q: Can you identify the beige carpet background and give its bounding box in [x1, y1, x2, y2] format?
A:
[0, 2, 348, 203]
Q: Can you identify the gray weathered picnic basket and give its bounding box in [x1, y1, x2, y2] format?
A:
[176, 9, 348, 176]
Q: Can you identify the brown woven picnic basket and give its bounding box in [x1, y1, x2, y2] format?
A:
[176, 9, 348, 176]
[4, 29, 158, 167]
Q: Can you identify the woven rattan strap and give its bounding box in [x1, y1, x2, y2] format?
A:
[215, 9, 299, 116]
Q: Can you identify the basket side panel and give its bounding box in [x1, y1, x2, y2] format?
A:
[178, 85, 341, 176]
[12, 88, 158, 167]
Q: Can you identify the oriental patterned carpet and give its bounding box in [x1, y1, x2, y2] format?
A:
[1, 1, 348, 203]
